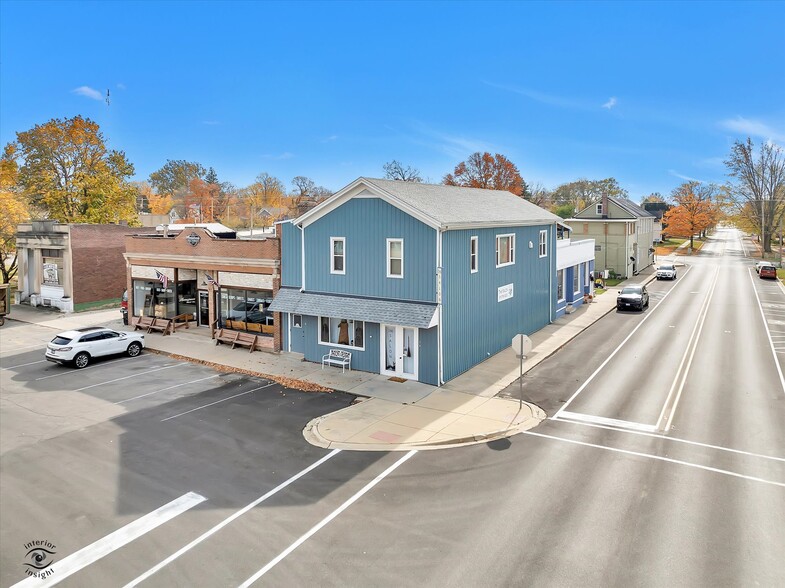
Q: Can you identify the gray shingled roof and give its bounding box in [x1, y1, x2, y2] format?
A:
[360, 178, 562, 228]
[269, 288, 438, 329]
[612, 196, 655, 218]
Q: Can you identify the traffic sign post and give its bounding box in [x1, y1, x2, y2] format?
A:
[511, 334, 532, 409]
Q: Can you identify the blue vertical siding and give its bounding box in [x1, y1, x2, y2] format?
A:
[418, 326, 438, 385]
[304, 199, 436, 301]
[441, 225, 554, 381]
[281, 222, 302, 288]
[298, 316, 382, 373]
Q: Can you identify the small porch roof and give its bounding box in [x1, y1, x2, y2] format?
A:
[270, 288, 438, 329]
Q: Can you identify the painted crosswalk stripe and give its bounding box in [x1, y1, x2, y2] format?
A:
[12, 492, 206, 588]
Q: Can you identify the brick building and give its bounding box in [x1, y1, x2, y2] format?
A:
[124, 226, 282, 351]
[15, 221, 153, 312]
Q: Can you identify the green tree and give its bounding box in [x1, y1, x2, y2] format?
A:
[149, 160, 206, 218]
[11, 116, 137, 223]
[552, 178, 628, 213]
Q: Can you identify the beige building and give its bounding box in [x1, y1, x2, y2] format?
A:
[569, 195, 656, 278]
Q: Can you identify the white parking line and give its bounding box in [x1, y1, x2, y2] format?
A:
[554, 264, 694, 418]
[160, 383, 276, 422]
[12, 492, 206, 588]
[1, 359, 48, 370]
[74, 364, 183, 392]
[0, 342, 50, 353]
[238, 450, 417, 587]
[748, 267, 785, 397]
[115, 375, 222, 404]
[34, 356, 142, 380]
[123, 450, 342, 588]
[523, 431, 785, 488]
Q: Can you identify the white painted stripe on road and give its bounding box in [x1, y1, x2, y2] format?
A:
[548, 417, 785, 462]
[554, 264, 694, 419]
[238, 450, 418, 587]
[123, 449, 342, 588]
[12, 492, 206, 588]
[658, 265, 720, 432]
[115, 375, 222, 404]
[556, 410, 658, 433]
[0, 342, 50, 353]
[160, 383, 275, 421]
[74, 364, 184, 392]
[748, 267, 785, 397]
[1, 359, 48, 370]
[523, 431, 785, 488]
[34, 356, 141, 380]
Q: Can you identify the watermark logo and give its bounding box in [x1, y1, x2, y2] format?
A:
[23, 540, 56, 579]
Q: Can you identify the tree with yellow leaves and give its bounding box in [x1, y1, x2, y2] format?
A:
[11, 115, 138, 224]
[0, 146, 30, 283]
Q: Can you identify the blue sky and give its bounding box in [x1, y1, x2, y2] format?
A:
[2, 1, 783, 201]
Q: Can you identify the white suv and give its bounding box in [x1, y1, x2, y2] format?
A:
[656, 263, 677, 280]
[45, 327, 145, 368]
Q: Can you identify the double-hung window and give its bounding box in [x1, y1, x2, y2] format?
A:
[557, 269, 565, 301]
[331, 237, 345, 275]
[387, 239, 403, 278]
[539, 230, 547, 257]
[596, 203, 603, 215]
[470, 236, 478, 273]
[573, 265, 580, 294]
[496, 234, 515, 267]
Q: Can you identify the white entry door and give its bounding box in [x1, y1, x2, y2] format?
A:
[381, 325, 418, 380]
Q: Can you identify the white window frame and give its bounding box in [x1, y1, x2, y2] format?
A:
[573, 265, 580, 295]
[539, 230, 547, 258]
[292, 314, 302, 328]
[557, 269, 565, 301]
[386, 238, 404, 279]
[319, 316, 365, 350]
[330, 237, 345, 275]
[470, 236, 478, 273]
[596, 203, 603, 215]
[495, 233, 515, 268]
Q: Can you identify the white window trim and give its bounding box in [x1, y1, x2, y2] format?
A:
[573, 266, 581, 295]
[470, 236, 478, 273]
[496, 233, 515, 268]
[292, 314, 302, 328]
[318, 316, 365, 351]
[596, 203, 603, 215]
[330, 237, 345, 275]
[539, 230, 547, 258]
[386, 238, 404, 279]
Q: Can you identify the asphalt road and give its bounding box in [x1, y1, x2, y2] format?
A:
[1, 228, 783, 587]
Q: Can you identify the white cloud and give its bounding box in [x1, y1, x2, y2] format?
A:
[719, 116, 785, 142]
[71, 86, 104, 101]
[116, 83, 126, 90]
[602, 97, 617, 110]
[668, 169, 703, 183]
[484, 81, 584, 110]
[261, 152, 294, 160]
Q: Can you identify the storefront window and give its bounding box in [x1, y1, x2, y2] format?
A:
[320, 316, 364, 349]
[219, 288, 274, 334]
[42, 249, 63, 286]
[133, 280, 175, 318]
[177, 281, 197, 320]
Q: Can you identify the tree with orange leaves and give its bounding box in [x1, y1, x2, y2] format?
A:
[664, 182, 717, 250]
[443, 152, 528, 197]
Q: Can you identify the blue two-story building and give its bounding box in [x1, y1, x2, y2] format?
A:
[270, 177, 565, 386]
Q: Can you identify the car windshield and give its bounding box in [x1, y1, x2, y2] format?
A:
[51, 336, 72, 345]
[621, 287, 642, 295]
[660, 264, 674, 270]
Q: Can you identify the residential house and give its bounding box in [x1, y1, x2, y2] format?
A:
[269, 178, 566, 385]
[569, 195, 656, 278]
[555, 222, 596, 318]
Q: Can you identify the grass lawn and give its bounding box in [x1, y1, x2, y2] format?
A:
[655, 237, 705, 256]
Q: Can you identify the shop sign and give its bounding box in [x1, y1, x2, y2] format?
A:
[186, 232, 201, 247]
[497, 283, 513, 302]
[43, 263, 59, 285]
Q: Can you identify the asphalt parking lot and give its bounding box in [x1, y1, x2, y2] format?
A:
[0, 320, 394, 587]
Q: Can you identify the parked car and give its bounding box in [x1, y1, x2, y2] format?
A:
[121, 289, 128, 325]
[45, 326, 145, 368]
[759, 264, 778, 280]
[617, 284, 649, 311]
[656, 263, 677, 280]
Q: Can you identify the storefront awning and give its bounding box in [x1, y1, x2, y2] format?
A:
[269, 288, 438, 329]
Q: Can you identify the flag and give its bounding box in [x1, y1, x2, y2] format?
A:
[205, 274, 219, 287]
[155, 269, 169, 289]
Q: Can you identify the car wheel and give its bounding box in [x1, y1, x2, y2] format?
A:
[73, 352, 90, 369]
[127, 342, 142, 357]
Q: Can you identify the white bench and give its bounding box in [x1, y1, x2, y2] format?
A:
[322, 349, 352, 373]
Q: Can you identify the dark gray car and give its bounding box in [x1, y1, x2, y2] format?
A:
[617, 284, 649, 311]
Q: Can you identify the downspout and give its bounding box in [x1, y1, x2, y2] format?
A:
[625, 222, 630, 278]
[299, 224, 306, 291]
[437, 227, 444, 386]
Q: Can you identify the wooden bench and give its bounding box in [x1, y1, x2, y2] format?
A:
[322, 349, 352, 373]
[132, 315, 154, 332]
[147, 317, 172, 335]
[214, 328, 258, 353]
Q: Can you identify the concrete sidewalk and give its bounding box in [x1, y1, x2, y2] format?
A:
[6, 265, 657, 451]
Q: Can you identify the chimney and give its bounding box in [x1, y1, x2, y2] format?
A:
[601, 192, 608, 219]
